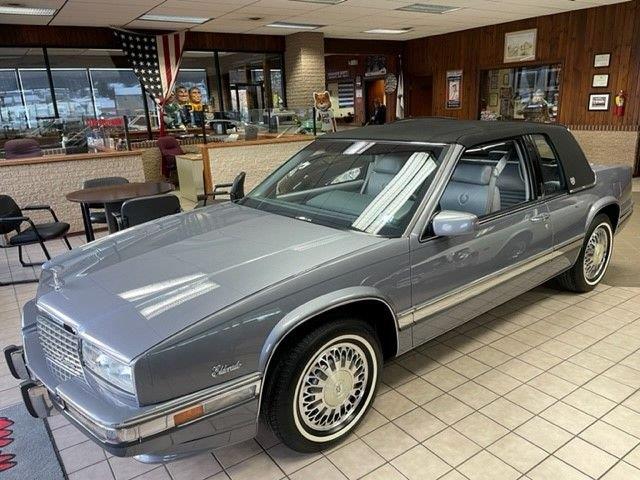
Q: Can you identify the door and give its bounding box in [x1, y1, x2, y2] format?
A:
[526, 133, 588, 271]
[407, 75, 432, 117]
[408, 138, 554, 346]
[230, 82, 265, 123]
[365, 79, 385, 123]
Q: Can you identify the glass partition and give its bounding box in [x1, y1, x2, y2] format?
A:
[479, 64, 561, 123]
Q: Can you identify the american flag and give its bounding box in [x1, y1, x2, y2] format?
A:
[113, 29, 186, 106]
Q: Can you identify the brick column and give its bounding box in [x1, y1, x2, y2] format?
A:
[284, 32, 326, 109]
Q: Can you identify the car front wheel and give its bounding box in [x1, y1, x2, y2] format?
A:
[263, 319, 381, 452]
[555, 214, 613, 292]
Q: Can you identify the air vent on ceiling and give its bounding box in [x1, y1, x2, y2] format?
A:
[396, 3, 461, 14]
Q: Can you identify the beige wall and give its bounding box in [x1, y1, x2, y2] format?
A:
[285, 32, 326, 109]
[0, 155, 145, 234]
[208, 140, 313, 192]
[570, 129, 638, 169]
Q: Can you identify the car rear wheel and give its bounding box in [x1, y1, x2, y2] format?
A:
[263, 319, 381, 452]
[555, 214, 613, 293]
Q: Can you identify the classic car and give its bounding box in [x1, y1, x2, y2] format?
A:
[5, 118, 633, 461]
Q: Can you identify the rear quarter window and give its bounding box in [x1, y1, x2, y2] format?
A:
[531, 134, 566, 195]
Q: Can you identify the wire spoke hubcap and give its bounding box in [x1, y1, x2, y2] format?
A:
[584, 225, 610, 282]
[298, 342, 369, 432]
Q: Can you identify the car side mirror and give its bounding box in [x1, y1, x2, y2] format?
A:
[432, 210, 478, 237]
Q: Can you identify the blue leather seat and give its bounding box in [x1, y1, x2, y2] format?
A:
[497, 163, 527, 208]
[440, 163, 501, 216]
[361, 155, 405, 196]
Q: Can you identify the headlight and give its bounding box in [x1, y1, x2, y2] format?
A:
[82, 342, 134, 394]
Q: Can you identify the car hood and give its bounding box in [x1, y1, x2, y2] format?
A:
[36, 203, 385, 361]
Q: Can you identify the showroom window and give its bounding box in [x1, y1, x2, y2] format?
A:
[0, 47, 286, 137]
[47, 48, 156, 132]
[479, 64, 561, 123]
[0, 48, 54, 130]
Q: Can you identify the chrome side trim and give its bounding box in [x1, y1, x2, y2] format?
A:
[397, 236, 584, 329]
[58, 373, 261, 430]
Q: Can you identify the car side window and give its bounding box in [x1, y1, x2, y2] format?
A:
[438, 139, 531, 218]
[530, 134, 566, 195]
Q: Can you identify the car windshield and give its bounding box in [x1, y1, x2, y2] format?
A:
[240, 140, 447, 237]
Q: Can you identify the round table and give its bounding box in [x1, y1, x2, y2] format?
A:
[66, 181, 174, 242]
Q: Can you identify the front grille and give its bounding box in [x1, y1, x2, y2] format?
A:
[37, 315, 83, 381]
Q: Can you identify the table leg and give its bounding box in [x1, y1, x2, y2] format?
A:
[80, 203, 95, 243]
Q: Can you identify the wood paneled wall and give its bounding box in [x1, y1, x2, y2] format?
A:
[403, 0, 640, 126]
[0, 25, 285, 52]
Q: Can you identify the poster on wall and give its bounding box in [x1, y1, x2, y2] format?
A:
[504, 29, 537, 63]
[365, 55, 387, 78]
[446, 70, 462, 109]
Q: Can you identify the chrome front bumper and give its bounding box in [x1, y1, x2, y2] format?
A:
[5, 343, 261, 460]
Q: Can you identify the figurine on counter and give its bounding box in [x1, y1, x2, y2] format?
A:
[314, 91, 337, 133]
[162, 91, 182, 129]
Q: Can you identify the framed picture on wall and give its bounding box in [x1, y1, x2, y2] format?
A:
[593, 53, 611, 68]
[588, 93, 610, 111]
[489, 93, 499, 107]
[504, 29, 537, 63]
[502, 73, 510, 86]
[490, 72, 498, 90]
[592, 74, 609, 88]
[446, 70, 462, 109]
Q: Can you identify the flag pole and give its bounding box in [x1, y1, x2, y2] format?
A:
[158, 100, 166, 137]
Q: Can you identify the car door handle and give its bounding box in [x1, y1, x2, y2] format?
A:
[529, 213, 550, 223]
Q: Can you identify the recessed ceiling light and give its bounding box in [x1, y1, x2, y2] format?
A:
[396, 3, 461, 14]
[139, 14, 211, 24]
[290, 0, 346, 4]
[266, 21, 324, 30]
[0, 5, 56, 15]
[364, 28, 413, 35]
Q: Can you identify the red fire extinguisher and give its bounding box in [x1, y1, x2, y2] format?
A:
[614, 90, 626, 117]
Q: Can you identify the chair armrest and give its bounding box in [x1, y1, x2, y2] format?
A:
[0, 216, 29, 223]
[213, 183, 233, 190]
[22, 204, 51, 211]
[1, 216, 45, 242]
[22, 204, 60, 222]
[111, 212, 124, 230]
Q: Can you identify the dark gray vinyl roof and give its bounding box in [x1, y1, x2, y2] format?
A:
[324, 118, 567, 147]
[322, 118, 596, 193]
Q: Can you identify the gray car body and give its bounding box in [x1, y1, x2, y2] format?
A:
[20, 126, 633, 460]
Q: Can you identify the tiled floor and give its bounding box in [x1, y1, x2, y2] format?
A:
[2, 197, 640, 480]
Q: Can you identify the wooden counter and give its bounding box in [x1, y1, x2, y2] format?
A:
[0, 149, 141, 167]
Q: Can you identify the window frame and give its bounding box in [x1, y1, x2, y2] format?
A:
[525, 133, 569, 199]
[421, 136, 544, 241]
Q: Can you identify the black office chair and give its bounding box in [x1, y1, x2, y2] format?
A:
[0, 195, 72, 285]
[116, 194, 181, 229]
[82, 177, 129, 226]
[197, 171, 246, 208]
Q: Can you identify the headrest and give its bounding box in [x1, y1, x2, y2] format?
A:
[373, 155, 405, 174]
[451, 163, 493, 185]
